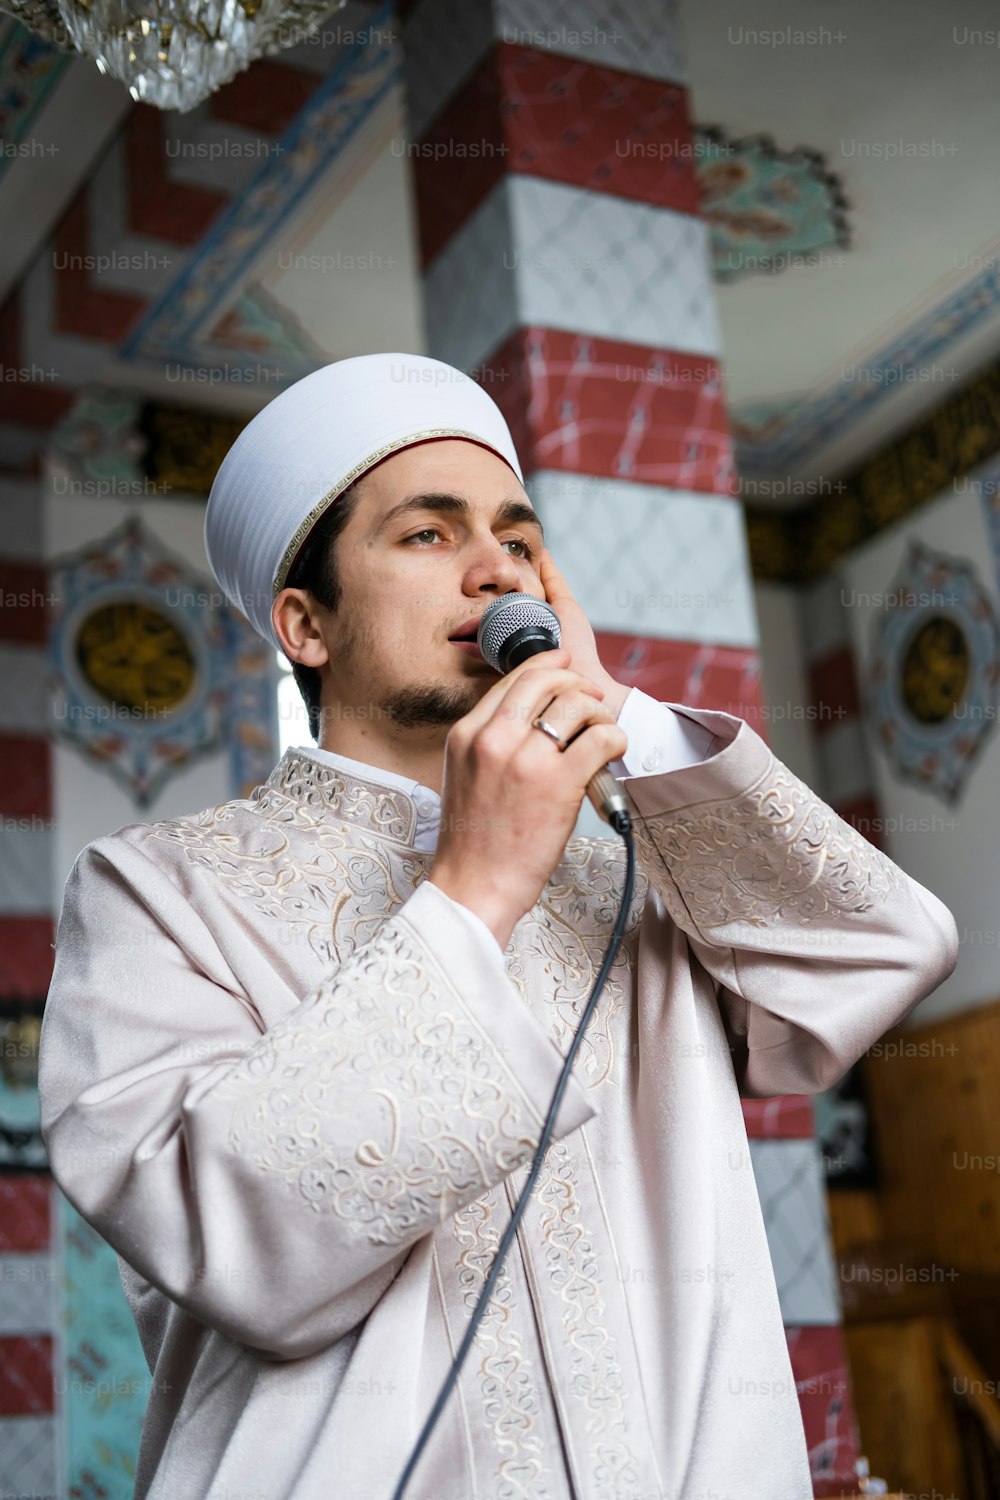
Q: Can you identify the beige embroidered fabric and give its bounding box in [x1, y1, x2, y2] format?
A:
[38, 706, 959, 1500]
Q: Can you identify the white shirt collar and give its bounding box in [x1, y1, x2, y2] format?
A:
[298, 744, 442, 852]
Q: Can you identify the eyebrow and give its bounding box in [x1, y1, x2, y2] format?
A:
[373, 491, 545, 545]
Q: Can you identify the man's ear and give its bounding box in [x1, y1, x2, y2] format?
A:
[271, 588, 330, 668]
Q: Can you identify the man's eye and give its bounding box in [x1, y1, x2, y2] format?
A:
[404, 530, 533, 559]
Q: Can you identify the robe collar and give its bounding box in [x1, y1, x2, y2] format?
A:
[260, 746, 425, 848]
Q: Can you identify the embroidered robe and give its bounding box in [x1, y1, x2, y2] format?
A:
[38, 703, 958, 1500]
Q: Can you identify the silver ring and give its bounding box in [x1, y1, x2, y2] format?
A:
[532, 716, 569, 752]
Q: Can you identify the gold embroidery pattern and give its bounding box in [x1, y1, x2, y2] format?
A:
[505, 838, 647, 1089]
[451, 1193, 555, 1500]
[259, 752, 417, 843]
[631, 762, 904, 931]
[212, 919, 544, 1246]
[533, 1141, 639, 1494]
[146, 758, 429, 963]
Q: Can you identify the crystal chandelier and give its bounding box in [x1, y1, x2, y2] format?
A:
[2, 0, 347, 111]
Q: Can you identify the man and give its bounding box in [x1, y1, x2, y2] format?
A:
[39, 352, 958, 1500]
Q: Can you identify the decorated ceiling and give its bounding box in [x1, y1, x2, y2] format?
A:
[4, 0, 1000, 493]
[0, 0, 403, 476]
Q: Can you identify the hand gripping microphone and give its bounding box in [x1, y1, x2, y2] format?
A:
[477, 590, 630, 827]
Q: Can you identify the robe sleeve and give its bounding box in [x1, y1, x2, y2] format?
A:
[618, 703, 959, 1098]
[38, 834, 596, 1361]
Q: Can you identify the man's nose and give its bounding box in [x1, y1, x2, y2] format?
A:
[463, 535, 524, 593]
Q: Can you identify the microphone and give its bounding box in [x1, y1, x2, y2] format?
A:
[477, 592, 630, 827]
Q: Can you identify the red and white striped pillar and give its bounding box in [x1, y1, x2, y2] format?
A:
[399, 4, 864, 1491]
[402, 4, 761, 738]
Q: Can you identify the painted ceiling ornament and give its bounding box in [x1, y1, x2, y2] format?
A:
[209, 285, 327, 370]
[49, 516, 234, 805]
[694, 126, 850, 282]
[866, 539, 1000, 804]
[51, 387, 149, 494]
[0, 23, 72, 184]
[0, 0, 347, 110]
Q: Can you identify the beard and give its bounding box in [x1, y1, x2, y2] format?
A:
[327, 610, 494, 732]
[377, 679, 485, 729]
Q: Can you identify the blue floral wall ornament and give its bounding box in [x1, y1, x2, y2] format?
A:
[49, 516, 267, 805]
[0, 1009, 45, 1169]
[694, 127, 850, 282]
[866, 540, 1000, 804]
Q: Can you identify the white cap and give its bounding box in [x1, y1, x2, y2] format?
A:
[204, 351, 523, 650]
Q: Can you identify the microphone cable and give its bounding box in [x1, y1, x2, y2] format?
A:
[391, 805, 636, 1500]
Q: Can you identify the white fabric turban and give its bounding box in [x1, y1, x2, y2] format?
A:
[204, 352, 523, 650]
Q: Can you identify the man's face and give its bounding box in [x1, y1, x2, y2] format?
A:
[308, 438, 547, 732]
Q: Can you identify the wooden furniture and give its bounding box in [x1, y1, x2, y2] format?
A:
[936, 1321, 1000, 1500]
[825, 997, 1000, 1499]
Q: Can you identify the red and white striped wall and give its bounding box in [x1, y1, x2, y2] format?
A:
[0, 474, 60, 1498]
[400, 2, 862, 1489]
[0, 476, 54, 996]
[0, 1176, 59, 1500]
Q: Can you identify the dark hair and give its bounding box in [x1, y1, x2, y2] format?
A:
[282, 482, 362, 741]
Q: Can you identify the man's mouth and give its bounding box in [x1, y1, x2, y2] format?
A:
[448, 617, 483, 644]
[448, 616, 489, 661]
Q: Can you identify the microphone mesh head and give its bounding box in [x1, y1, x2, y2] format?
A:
[478, 592, 561, 671]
